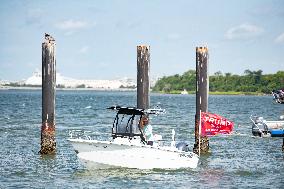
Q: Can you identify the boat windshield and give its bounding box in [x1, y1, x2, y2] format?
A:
[108, 106, 144, 139]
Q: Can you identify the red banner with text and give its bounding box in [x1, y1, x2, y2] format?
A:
[201, 112, 234, 136]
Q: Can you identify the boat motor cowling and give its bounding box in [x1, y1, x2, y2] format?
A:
[176, 142, 190, 152]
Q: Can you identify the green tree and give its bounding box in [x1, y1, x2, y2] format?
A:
[152, 69, 282, 94]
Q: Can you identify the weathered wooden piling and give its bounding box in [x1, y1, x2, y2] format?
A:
[137, 45, 150, 109]
[40, 34, 56, 154]
[193, 47, 209, 154]
[282, 138, 284, 151]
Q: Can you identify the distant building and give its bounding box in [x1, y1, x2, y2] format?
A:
[23, 70, 136, 89]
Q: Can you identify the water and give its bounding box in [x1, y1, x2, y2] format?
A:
[0, 90, 283, 188]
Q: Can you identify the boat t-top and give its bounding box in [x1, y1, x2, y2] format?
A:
[68, 106, 199, 169]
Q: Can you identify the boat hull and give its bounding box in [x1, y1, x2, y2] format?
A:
[265, 121, 284, 129]
[68, 139, 199, 169]
[270, 129, 284, 137]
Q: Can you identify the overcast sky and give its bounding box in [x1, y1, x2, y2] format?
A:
[0, 0, 284, 81]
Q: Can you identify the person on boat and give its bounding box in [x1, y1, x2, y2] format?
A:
[140, 116, 154, 146]
[272, 89, 284, 103]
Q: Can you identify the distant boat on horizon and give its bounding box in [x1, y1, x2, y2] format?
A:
[181, 89, 188, 95]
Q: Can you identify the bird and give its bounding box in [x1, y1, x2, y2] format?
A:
[45, 33, 55, 41]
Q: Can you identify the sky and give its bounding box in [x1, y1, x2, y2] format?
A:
[0, 0, 284, 81]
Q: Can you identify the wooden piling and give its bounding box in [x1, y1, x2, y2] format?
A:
[282, 138, 284, 151]
[40, 34, 56, 154]
[193, 47, 209, 154]
[137, 45, 150, 109]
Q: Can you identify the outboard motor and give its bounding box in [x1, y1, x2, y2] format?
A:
[255, 117, 264, 124]
[176, 142, 190, 152]
[251, 116, 269, 137]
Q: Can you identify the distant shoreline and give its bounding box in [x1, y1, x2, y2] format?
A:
[0, 86, 136, 92]
[0, 86, 268, 96]
[152, 90, 266, 96]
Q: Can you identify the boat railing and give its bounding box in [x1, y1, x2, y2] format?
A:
[145, 108, 166, 115]
[69, 130, 98, 140]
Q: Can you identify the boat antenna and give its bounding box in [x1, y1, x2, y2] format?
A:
[171, 129, 176, 147]
[199, 110, 201, 157]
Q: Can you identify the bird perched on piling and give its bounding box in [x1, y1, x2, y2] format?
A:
[45, 33, 55, 42]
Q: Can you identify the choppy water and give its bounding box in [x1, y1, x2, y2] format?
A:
[0, 90, 283, 188]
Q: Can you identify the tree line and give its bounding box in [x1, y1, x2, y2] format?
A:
[152, 69, 284, 94]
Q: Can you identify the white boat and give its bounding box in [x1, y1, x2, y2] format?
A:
[181, 89, 188, 95]
[68, 106, 199, 169]
[250, 115, 284, 137]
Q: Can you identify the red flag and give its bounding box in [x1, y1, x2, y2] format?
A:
[201, 112, 234, 136]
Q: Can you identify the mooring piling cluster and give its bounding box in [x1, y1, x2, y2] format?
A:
[39, 34, 283, 155]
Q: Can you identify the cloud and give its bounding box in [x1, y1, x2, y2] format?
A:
[55, 19, 95, 35]
[275, 32, 284, 43]
[225, 23, 264, 40]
